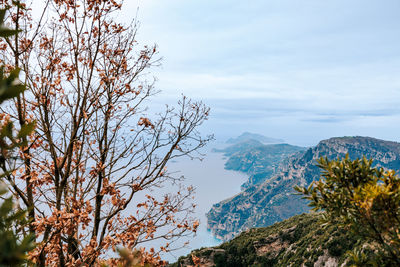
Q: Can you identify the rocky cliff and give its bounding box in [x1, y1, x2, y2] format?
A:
[207, 136, 400, 241]
[215, 139, 306, 189]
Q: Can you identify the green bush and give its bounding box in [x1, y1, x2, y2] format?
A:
[296, 155, 400, 265]
[0, 184, 35, 265]
[0, 6, 36, 266]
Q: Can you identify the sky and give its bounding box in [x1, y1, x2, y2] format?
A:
[122, 0, 400, 146]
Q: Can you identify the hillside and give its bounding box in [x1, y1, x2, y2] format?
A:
[207, 136, 400, 241]
[219, 141, 306, 189]
[171, 212, 362, 266]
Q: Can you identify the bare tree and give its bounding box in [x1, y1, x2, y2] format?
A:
[0, 0, 211, 265]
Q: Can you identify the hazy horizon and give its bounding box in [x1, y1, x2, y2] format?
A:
[117, 0, 400, 147]
[30, 1, 400, 146]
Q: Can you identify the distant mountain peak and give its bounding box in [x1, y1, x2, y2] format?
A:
[226, 132, 284, 144]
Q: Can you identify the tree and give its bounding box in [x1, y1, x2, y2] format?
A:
[295, 155, 400, 265]
[0, 0, 211, 265]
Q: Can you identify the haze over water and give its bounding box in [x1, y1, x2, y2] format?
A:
[163, 143, 248, 262]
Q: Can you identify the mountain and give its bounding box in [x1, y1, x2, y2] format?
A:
[215, 140, 306, 189]
[226, 132, 284, 145]
[171, 212, 363, 266]
[207, 136, 400, 241]
[214, 139, 266, 156]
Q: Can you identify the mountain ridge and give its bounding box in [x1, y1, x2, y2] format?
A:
[207, 136, 400, 241]
[214, 140, 306, 189]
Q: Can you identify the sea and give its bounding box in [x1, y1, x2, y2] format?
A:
[159, 145, 247, 262]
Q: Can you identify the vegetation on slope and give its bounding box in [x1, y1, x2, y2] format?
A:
[172, 212, 363, 266]
[221, 141, 305, 189]
[175, 152, 400, 266]
[208, 137, 400, 241]
[296, 155, 400, 265]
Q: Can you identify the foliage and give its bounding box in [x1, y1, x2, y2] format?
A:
[0, 6, 34, 164]
[0, 67, 25, 104]
[172, 212, 361, 266]
[0, 5, 35, 266]
[0, 184, 35, 266]
[295, 155, 400, 265]
[0, 7, 25, 102]
[100, 248, 156, 267]
[0, 0, 211, 265]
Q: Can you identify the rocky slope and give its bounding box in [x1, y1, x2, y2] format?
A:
[207, 136, 400, 241]
[172, 212, 362, 266]
[225, 142, 305, 189]
[214, 139, 306, 189]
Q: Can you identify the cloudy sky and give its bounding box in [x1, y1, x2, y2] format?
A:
[122, 0, 400, 146]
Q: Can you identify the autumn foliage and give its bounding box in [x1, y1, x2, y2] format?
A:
[0, 0, 211, 265]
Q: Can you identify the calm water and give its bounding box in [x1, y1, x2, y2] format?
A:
[162, 148, 248, 262]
